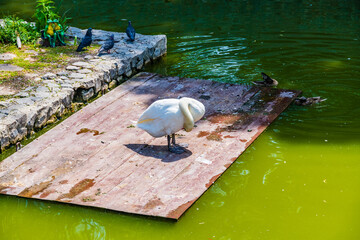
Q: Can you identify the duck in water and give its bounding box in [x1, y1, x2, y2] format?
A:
[294, 96, 327, 106]
[253, 72, 278, 87]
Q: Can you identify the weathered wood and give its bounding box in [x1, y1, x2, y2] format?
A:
[0, 72, 301, 220]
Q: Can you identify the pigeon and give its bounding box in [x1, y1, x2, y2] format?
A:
[253, 72, 278, 87]
[294, 96, 327, 106]
[98, 34, 115, 55]
[76, 28, 92, 52]
[126, 21, 136, 42]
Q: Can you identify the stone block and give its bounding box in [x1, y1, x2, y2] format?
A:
[79, 88, 94, 101]
[0, 25, 167, 150]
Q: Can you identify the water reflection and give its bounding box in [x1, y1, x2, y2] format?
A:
[67, 218, 106, 240]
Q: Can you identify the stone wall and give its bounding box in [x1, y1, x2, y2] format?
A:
[0, 26, 167, 151]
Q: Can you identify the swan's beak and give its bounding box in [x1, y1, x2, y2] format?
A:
[184, 127, 192, 132]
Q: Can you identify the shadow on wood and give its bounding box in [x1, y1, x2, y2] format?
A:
[124, 144, 193, 162]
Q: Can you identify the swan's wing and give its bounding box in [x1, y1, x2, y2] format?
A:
[137, 99, 183, 137]
[137, 105, 161, 124]
[137, 117, 156, 124]
[137, 99, 179, 122]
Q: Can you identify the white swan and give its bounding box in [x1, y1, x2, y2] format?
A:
[137, 97, 205, 153]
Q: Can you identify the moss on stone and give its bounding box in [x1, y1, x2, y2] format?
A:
[0, 42, 100, 88]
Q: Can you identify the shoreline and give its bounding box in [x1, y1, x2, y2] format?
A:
[0, 24, 167, 151]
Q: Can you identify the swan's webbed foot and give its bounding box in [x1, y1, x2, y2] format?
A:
[169, 145, 185, 154]
[167, 134, 185, 154]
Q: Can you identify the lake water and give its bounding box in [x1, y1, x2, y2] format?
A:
[0, 0, 359, 239]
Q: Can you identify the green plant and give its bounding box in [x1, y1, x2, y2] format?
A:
[33, 0, 71, 32]
[0, 16, 40, 44]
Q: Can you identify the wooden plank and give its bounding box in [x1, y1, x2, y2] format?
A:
[0, 72, 156, 178]
[0, 72, 301, 220]
[0, 73, 179, 195]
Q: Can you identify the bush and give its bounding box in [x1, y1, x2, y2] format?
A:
[34, 0, 71, 33]
[0, 16, 40, 44]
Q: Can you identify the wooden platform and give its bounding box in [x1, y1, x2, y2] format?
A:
[0, 72, 300, 220]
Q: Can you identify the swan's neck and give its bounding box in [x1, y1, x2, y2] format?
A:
[179, 99, 194, 132]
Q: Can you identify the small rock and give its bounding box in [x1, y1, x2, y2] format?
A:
[102, 84, 109, 91]
[84, 55, 94, 60]
[42, 73, 57, 80]
[14, 98, 34, 106]
[0, 109, 10, 115]
[60, 76, 69, 80]
[136, 60, 144, 70]
[57, 71, 69, 76]
[178, 143, 189, 148]
[109, 80, 117, 89]
[72, 61, 91, 68]
[66, 65, 80, 71]
[0, 53, 17, 60]
[24, 50, 38, 55]
[79, 88, 94, 101]
[36, 86, 51, 93]
[125, 69, 133, 77]
[0, 64, 24, 72]
[69, 73, 86, 79]
[24, 73, 39, 79]
[0, 86, 17, 96]
[153, 48, 161, 58]
[34, 106, 50, 129]
[29, 96, 42, 102]
[77, 69, 92, 74]
[89, 58, 101, 63]
[61, 83, 73, 89]
[24, 86, 35, 92]
[9, 129, 20, 144]
[14, 92, 29, 98]
[46, 115, 58, 125]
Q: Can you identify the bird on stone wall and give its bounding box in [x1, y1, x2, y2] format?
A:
[98, 34, 115, 55]
[126, 21, 136, 42]
[253, 72, 278, 87]
[76, 28, 92, 52]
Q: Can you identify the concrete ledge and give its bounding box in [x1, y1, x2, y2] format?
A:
[0, 26, 167, 151]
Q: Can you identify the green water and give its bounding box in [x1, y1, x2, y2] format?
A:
[1, 0, 360, 239]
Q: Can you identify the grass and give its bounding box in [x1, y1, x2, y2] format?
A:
[0, 42, 100, 89]
[0, 16, 40, 45]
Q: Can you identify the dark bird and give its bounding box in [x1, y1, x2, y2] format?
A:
[294, 96, 327, 106]
[98, 34, 115, 55]
[76, 28, 92, 52]
[126, 21, 136, 42]
[253, 72, 278, 87]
